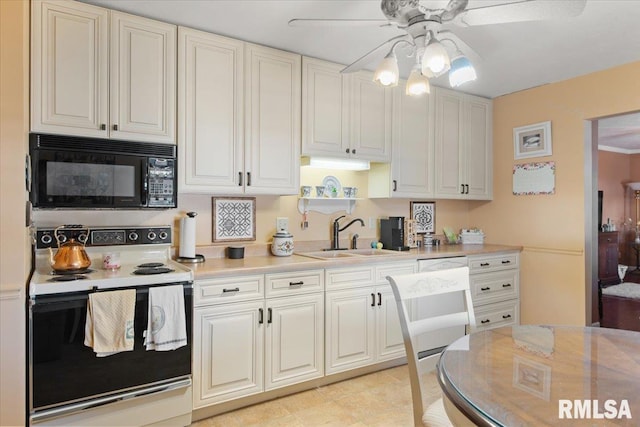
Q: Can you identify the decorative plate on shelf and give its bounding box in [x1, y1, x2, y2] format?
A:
[322, 175, 341, 196]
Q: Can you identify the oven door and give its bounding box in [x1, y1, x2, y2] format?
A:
[29, 283, 192, 419]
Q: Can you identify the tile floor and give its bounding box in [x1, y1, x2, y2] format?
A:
[190, 365, 442, 427]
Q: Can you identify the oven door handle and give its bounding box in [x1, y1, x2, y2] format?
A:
[31, 377, 192, 423]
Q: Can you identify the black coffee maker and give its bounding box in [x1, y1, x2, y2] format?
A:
[379, 216, 410, 251]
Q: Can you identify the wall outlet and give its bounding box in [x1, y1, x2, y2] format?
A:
[276, 217, 289, 232]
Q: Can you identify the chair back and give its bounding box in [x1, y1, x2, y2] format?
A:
[387, 266, 475, 426]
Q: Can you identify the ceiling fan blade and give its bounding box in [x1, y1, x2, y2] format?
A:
[340, 35, 412, 74]
[455, 0, 587, 27]
[288, 19, 391, 27]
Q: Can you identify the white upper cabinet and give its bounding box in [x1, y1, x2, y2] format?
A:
[31, 0, 176, 143]
[302, 57, 391, 162]
[301, 58, 348, 157]
[244, 43, 301, 195]
[109, 12, 176, 143]
[31, 0, 109, 138]
[434, 87, 492, 200]
[178, 34, 300, 195]
[178, 27, 244, 193]
[348, 70, 392, 162]
[369, 81, 434, 198]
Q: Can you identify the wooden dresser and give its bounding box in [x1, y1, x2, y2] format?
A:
[598, 231, 620, 286]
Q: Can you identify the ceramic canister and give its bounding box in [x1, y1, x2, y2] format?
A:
[271, 232, 294, 256]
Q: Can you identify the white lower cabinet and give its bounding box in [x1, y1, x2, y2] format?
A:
[325, 262, 415, 375]
[468, 252, 520, 331]
[193, 271, 323, 408]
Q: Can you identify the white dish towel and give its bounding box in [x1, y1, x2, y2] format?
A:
[84, 289, 136, 357]
[144, 285, 187, 351]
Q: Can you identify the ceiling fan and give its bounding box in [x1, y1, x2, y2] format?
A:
[289, 0, 587, 94]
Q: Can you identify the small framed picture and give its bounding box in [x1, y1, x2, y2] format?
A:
[410, 201, 435, 234]
[212, 197, 256, 242]
[514, 121, 552, 160]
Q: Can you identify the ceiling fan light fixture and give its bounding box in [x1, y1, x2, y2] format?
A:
[449, 55, 477, 87]
[373, 52, 399, 87]
[405, 67, 430, 97]
[421, 38, 450, 76]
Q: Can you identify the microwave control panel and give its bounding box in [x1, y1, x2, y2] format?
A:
[148, 158, 176, 207]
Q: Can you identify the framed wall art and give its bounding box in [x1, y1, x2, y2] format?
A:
[410, 201, 435, 234]
[212, 197, 256, 242]
[514, 121, 552, 160]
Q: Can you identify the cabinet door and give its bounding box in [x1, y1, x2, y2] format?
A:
[110, 12, 176, 143]
[31, 0, 109, 137]
[464, 95, 492, 200]
[325, 287, 375, 374]
[193, 301, 264, 408]
[265, 293, 324, 390]
[348, 71, 392, 162]
[389, 83, 434, 197]
[244, 44, 301, 195]
[178, 27, 244, 193]
[301, 57, 349, 158]
[434, 87, 464, 198]
[375, 286, 406, 361]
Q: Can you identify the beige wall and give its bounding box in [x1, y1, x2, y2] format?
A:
[598, 150, 632, 227]
[469, 61, 640, 326]
[0, 1, 29, 425]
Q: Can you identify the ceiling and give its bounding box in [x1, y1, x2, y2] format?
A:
[81, 0, 640, 150]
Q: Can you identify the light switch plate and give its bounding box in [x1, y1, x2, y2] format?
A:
[276, 217, 288, 232]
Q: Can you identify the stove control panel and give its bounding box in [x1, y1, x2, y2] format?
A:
[35, 225, 172, 249]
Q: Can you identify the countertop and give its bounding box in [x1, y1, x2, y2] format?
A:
[183, 244, 522, 279]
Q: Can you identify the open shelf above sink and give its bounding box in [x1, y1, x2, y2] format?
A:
[297, 197, 360, 215]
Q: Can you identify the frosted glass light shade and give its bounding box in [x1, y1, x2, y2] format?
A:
[421, 39, 450, 76]
[405, 68, 430, 96]
[373, 54, 399, 87]
[449, 56, 477, 87]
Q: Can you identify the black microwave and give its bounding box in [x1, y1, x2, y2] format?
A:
[29, 133, 177, 209]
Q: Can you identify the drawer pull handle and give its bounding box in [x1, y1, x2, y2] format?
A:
[377, 292, 382, 306]
[502, 283, 512, 288]
[481, 319, 491, 324]
[480, 262, 490, 267]
[267, 307, 272, 324]
[258, 308, 264, 324]
[289, 281, 304, 287]
[480, 287, 490, 291]
[238, 172, 243, 186]
[501, 260, 511, 264]
[502, 314, 512, 319]
[371, 293, 375, 307]
[223, 287, 240, 293]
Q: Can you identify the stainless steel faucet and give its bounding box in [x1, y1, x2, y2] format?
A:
[331, 215, 364, 250]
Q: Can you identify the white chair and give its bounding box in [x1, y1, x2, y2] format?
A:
[387, 267, 476, 427]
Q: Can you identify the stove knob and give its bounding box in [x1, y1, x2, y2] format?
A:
[41, 234, 52, 245]
[147, 231, 157, 241]
[78, 233, 88, 244]
[159, 231, 168, 240]
[128, 231, 139, 242]
[58, 234, 67, 243]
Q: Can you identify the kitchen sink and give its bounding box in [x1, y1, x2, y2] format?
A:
[296, 249, 403, 260]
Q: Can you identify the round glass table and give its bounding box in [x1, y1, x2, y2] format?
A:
[438, 326, 640, 426]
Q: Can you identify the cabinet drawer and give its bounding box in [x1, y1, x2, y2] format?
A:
[470, 270, 519, 306]
[265, 270, 324, 298]
[195, 275, 264, 306]
[468, 252, 519, 273]
[325, 266, 375, 290]
[474, 300, 519, 331]
[375, 262, 416, 285]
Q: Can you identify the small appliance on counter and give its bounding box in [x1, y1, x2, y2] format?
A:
[271, 218, 294, 257]
[177, 211, 205, 263]
[380, 216, 410, 251]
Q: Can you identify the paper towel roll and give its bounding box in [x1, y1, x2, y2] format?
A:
[179, 212, 197, 258]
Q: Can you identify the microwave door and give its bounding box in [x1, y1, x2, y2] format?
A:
[111, 155, 145, 208]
